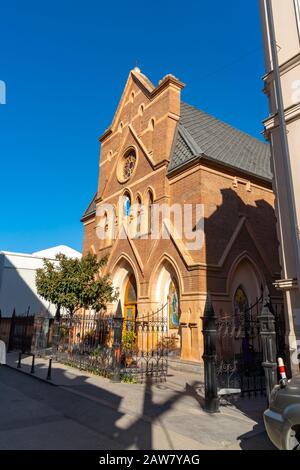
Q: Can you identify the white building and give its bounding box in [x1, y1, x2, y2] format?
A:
[0, 245, 81, 318]
[260, 0, 300, 373]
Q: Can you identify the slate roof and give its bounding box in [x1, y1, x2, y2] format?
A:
[81, 193, 97, 220]
[82, 101, 272, 220]
[168, 102, 272, 180]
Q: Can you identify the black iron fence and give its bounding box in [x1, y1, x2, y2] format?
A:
[215, 296, 285, 398]
[51, 306, 169, 383]
[202, 291, 286, 411]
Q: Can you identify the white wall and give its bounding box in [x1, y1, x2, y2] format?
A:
[0, 246, 81, 317]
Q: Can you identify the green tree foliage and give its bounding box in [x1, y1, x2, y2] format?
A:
[36, 253, 117, 318]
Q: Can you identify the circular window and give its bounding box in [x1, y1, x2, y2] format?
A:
[118, 150, 137, 182]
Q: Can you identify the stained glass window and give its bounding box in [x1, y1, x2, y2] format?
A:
[234, 286, 250, 337]
[168, 280, 179, 329]
[122, 152, 136, 180]
[126, 276, 137, 303]
[234, 286, 249, 314]
[124, 194, 131, 217]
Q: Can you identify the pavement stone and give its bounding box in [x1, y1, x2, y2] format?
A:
[1, 352, 276, 450]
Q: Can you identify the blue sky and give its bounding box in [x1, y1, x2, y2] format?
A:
[0, 0, 268, 254]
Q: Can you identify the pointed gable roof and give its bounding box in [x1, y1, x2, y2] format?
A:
[99, 68, 184, 142]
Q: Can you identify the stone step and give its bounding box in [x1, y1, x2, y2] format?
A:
[167, 356, 203, 374]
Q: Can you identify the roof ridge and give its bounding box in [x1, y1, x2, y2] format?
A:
[177, 124, 203, 156]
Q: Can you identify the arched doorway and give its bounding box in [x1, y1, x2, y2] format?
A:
[218, 257, 264, 364]
[153, 261, 181, 354]
[233, 284, 261, 365]
[124, 274, 137, 326]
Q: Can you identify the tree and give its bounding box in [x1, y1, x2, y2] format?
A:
[36, 252, 117, 319]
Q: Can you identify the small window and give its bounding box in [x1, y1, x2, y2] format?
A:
[139, 104, 144, 116]
[136, 196, 142, 235]
[148, 190, 154, 232]
[149, 118, 155, 130]
[123, 193, 131, 217]
[103, 211, 109, 232]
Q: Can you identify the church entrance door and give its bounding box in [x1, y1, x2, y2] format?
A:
[123, 275, 137, 332]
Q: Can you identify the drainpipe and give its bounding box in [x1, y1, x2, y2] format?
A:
[294, 0, 300, 44]
[264, 0, 300, 296]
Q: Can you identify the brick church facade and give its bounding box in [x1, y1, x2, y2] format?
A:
[82, 67, 281, 362]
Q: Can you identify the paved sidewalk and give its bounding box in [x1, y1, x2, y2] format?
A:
[4, 352, 275, 450]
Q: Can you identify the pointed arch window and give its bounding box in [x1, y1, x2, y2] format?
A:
[136, 195, 142, 236]
[148, 190, 154, 233]
[123, 192, 131, 217]
[234, 286, 249, 315]
[103, 211, 109, 233]
[124, 275, 138, 330]
[125, 275, 137, 304]
[234, 285, 250, 339]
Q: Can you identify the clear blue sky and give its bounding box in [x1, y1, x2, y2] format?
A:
[0, 0, 268, 254]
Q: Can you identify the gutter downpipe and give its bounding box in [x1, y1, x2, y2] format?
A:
[265, 0, 300, 296]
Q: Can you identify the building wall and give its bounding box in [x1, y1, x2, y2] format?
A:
[82, 68, 282, 362]
[0, 252, 55, 317]
[260, 0, 300, 372]
[0, 247, 81, 318]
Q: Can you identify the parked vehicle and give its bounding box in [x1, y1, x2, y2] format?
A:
[264, 374, 300, 450]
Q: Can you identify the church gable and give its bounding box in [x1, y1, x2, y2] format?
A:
[97, 68, 185, 202]
[99, 125, 156, 201]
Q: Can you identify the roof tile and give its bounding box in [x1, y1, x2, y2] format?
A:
[168, 102, 272, 180]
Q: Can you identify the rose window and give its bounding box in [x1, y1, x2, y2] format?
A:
[122, 152, 136, 180]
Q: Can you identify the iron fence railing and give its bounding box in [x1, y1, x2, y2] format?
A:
[49, 307, 170, 383]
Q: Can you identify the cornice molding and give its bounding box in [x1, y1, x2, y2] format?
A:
[263, 52, 300, 83]
[273, 278, 298, 291]
[263, 101, 300, 130]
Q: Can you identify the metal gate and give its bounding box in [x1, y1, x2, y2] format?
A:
[0, 311, 35, 353]
[216, 297, 285, 397]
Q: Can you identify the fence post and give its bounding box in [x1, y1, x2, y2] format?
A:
[111, 313, 124, 383]
[46, 358, 52, 380]
[51, 306, 61, 355]
[202, 293, 220, 413]
[30, 354, 35, 374]
[22, 306, 30, 353]
[8, 309, 16, 352]
[258, 286, 277, 403]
